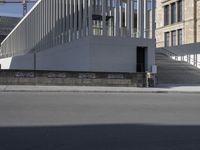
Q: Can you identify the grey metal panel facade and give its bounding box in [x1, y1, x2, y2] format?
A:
[0, 0, 155, 58]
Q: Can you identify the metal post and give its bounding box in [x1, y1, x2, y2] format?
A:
[151, 0, 156, 39]
[102, 0, 106, 36]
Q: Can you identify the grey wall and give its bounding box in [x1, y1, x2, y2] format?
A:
[0, 53, 34, 70]
[36, 36, 155, 73]
[89, 36, 155, 72]
[0, 36, 155, 73]
[36, 37, 90, 71]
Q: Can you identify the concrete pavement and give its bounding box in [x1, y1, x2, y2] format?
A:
[1, 85, 200, 93]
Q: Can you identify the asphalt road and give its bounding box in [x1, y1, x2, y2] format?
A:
[0, 92, 200, 150]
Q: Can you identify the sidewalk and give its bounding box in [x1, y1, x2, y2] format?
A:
[0, 85, 200, 93]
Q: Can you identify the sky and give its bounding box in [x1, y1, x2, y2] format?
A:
[0, 3, 35, 17]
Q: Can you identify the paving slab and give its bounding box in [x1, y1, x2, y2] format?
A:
[0, 85, 200, 93]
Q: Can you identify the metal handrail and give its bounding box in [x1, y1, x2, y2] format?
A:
[157, 47, 200, 68]
[157, 47, 178, 57]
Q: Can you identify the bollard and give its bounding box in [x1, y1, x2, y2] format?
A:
[146, 72, 151, 88]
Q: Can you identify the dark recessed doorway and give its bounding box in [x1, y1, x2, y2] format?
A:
[137, 47, 147, 72]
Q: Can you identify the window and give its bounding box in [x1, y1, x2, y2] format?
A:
[164, 5, 169, 25]
[165, 32, 170, 47]
[178, 29, 182, 45]
[171, 3, 176, 24]
[147, 0, 152, 10]
[133, 0, 137, 10]
[92, 15, 103, 36]
[178, 0, 183, 22]
[171, 30, 176, 46]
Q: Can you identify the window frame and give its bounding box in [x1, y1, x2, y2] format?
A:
[178, 29, 183, 45]
[171, 30, 176, 46]
[177, 0, 183, 22]
[165, 32, 170, 47]
[164, 5, 169, 26]
[171, 2, 176, 24]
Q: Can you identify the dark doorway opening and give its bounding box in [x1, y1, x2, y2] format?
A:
[137, 47, 147, 72]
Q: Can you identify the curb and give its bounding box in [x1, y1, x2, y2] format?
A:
[0, 89, 200, 94]
[0, 85, 200, 94]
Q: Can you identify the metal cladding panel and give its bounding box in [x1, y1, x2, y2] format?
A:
[0, 0, 155, 58]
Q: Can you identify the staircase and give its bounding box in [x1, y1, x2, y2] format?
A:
[156, 53, 200, 85]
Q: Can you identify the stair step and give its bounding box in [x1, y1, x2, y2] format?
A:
[156, 53, 200, 84]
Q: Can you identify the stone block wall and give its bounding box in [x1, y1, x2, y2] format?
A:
[0, 70, 149, 87]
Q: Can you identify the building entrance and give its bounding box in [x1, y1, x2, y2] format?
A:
[137, 47, 147, 72]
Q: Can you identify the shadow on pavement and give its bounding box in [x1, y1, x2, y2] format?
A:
[156, 84, 200, 88]
[0, 124, 200, 150]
